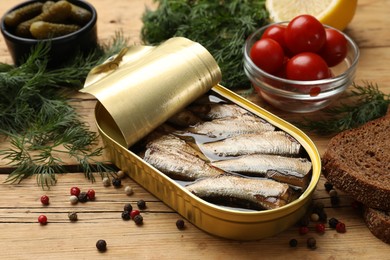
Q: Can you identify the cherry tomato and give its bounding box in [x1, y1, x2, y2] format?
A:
[319, 28, 348, 67]
[285, 15, 326, 54]
[261, 24, 287, 51]
[286, 52, 330, 81]
[250, 38, 285, 74]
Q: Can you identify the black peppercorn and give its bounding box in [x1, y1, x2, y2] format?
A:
[307, 237, 317, 249]
[68, 211, 78, 222]
[112, 178, 121, 188]
[96, 239, 107, 252]
[330, 195, 340, 206]
[124, 203, 132, 212]
[121, 211, 130, 220]
[289, 238, 298, 247]
[328, 217, 339, 229]
[176, 219, 185, 230]
[78, 191, 88, 203]
[137, 199, 146, 210]
[134, 214, 143, 225]
[324, 182, 333, 192]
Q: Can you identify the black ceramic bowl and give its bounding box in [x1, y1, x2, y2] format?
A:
[1, 0, 97, 66]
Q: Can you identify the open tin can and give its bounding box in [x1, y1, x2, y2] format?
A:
[82, 37, 321, 240]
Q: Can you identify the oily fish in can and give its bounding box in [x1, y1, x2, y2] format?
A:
[132, 88, 315, 212]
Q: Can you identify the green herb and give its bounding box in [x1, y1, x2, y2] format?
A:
[141, 0, 269, 89]
[298, 82, 390, 135]
[0, 33, 127, 188]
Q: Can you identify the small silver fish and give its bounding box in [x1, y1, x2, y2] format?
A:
[143, 135, 223, 181]
[167, 109, 202, 127]
[211, 154, 312, 189]
[186, 174, 292, 210]
[199, 132, 301, 158]
[188, 115, 275, 138]
[188, 103, 251, 120]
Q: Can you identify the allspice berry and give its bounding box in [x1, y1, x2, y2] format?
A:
[96, 239, 107, 252]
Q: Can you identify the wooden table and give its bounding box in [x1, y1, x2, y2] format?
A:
[0, 1, 389, 259]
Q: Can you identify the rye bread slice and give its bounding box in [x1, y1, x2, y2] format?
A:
[364, 207, 390, 244]
[322, 109, 390, 210]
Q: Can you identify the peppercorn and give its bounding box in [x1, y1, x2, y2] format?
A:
[315, 223, 326, 234]
[312, 201, 324, 212]
[38, 215, 47, 225]
[78, 191, 88, 203]
[69, 195, 78, 205]
[289, 238, 298, 247]
[310, 213, 320, 222]
[96, 239, 107, 252]
[324, 182, 333, 192]
[68, 212, 78, 222]
[133, 214, 143, 225]
[102, 177, 111, 187]
[336, 222, 346, 233]
[330, 196, 340, 206]
[299, 226, 309, 235]
[307, 237, 317, 249]
[40, 195, 50, 205]
[70, 186, 81, 196]
[112, 178, 121, 188]
[124, 203, 133, 212]
[121, 211, 131, 220]
[328, 217, 339, 228]
[137, 199, 146, 210]
[130, 209, 140, 219]
[124, 186, 133, 196]
[329, 189, 338, 197]
[299, 215, 310, 227]
[318, 211, 327, 222]
[87, 189, 95, 200]
[117, 170, 126, 179]
[176, 219, 185, 230]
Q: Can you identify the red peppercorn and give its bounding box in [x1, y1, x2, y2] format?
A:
[299, 226, 309, 235]
[87, 189, 95, 200]
[315, 223, 326, 234]
[336, 222, 346, 233]
[40, 195, 50, 205]
[38, 215, 47, 225]
[130, 209, 140, 219]
[70, 187, 81, 196]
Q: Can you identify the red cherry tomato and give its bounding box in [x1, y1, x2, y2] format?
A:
[261, 24, 287, 51]
[250, 38, 285, 74]
[286, 52, 330, 81]
[319, 28, 348, 67]
[285, 15, 326, 54]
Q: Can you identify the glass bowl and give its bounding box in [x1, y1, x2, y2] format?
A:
[243, 22, 360, 113]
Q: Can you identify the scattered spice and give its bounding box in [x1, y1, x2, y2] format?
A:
[336, 222, 347, 233]
[329, 189, 338, 197]
[124, 203, 133, 212]
[102, 177, 111, 187]
[315, 223, 326, 234]
[87, 189, 95, 200]
[130, 209, 140, 220]
[299, 226, 309, 235]
[289, 238, 298, 247]
[137, 199, 146, 210]
[96, 239, 107, 252]
[112, 178, 122, 188]
[121, 211, 131, 221]
[117, 170, 126, 179]
[69, 195, 78, 205]
[328, 217, 339, 229]
[68, 212, 78, 222]
[133, 214, 143, 225]
[176, 219, 185, 230]
[40, 195, 50, 205]
[70, 187, 81, 196]
[324, 181, 333, 192]
[307, 237, 317, 249]
[38, 215, 48, 225]
[77, 191, 88, 203]
[330, 196, 340, 206]
[310, 213, 319, 222]
[124, 186, 133, 196]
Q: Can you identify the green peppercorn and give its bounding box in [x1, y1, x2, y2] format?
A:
[133, 214, 143, 225]
[289, 238, 298, 247]
[78, 191, 88, 203]
[307, 237, 317, 249]
[124, 203, 132, 212]
[121, 211, 130, 221]
[137, 199, 146, 210]
[68, 211, 78, 221]
[96, 239, 107, 252]
[176, 219, 185, 230]
[112, 178, 121, 188]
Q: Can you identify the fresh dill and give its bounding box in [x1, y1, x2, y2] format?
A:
[298, 82, 390, 135]
[141, 0, 269, 89]
[0, 33, 128, 188]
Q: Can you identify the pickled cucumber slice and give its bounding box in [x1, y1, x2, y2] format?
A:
[30, 21, 80, 39]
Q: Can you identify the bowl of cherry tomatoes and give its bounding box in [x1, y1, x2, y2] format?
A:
[243, 15, 359, 113]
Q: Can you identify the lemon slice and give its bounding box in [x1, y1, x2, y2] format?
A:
[266, 0, 358, 31]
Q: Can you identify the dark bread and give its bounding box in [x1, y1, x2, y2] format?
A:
[364, 207, 390, 244]
[322, 109, 390, 210]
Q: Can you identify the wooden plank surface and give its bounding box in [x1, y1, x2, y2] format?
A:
[0, 0, 390, 259]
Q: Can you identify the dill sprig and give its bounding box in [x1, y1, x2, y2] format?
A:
[0, 33, 127, 188]
[299, 82, 390, 135]
[141, 0, 269, 89]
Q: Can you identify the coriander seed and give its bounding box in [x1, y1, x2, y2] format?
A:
[96, 239, 107, 252]
[68, 212, 78, 222]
